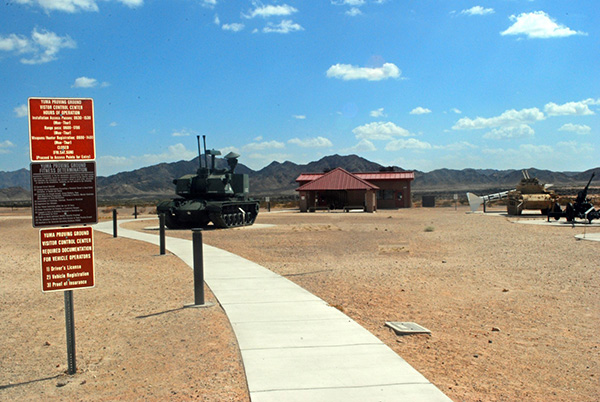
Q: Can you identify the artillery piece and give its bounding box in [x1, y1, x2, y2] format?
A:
[156, 136, 259, 229]
[548, 173, 600, 223]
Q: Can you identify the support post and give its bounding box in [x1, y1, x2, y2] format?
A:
[112, 209, 117, 238]
[192, 229, 205, 305]
[64, 290, 76, 375]
[134, 205, 138, 219]
[159, 213, 166, 255]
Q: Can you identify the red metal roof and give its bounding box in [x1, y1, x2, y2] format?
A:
[296, 168, 379, 191]
[296, 171, 414, 183]
[356, 172, 415, 180]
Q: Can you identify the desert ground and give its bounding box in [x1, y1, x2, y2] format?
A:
[1, 205, 599, 401]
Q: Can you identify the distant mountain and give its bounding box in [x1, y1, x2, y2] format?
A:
[0, 168, 30, 190]
[1, 156, 598, 202]
[249, 154, 383, 195]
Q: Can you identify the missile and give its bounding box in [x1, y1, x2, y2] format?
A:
[466, 190, 512, 213]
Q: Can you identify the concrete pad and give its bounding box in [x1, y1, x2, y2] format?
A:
[232, 318, 381, 350]
[251, 383, 452, 402]
[214, 284, 323, 305]
[242, 343, 430, 392]
[222, 300, 348, 324]
[575, 232, 600, 242]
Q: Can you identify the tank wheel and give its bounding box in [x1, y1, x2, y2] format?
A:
[164, 213, 181, 229]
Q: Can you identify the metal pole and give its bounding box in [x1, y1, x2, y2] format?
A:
[192, 229, 205, 306]
[112, 209, 117, 237]
[134, 205, 138, 219]
[159, 213, 166, 255]
[64, 290, 76, 375]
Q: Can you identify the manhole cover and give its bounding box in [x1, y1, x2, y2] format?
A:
[385, 321, 431, 335]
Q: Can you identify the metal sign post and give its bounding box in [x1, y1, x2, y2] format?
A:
[64, 290, 76, 375]
[29, 97, 97, 376]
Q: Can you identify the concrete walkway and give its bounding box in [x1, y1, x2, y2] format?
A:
[95, 220, 452, 402]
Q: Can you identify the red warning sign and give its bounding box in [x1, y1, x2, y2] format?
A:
[29, 98, 95, 162]
[40, 226, 95, 292]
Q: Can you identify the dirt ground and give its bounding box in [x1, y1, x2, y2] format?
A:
[1, 206, 599, 401]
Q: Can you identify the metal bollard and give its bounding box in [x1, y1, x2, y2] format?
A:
[159, 213, 166, 255]
[112, 209, 117, 238]
[192, 229, 205, 305]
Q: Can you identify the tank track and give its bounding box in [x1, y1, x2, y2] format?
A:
[209, 202, 259, 228]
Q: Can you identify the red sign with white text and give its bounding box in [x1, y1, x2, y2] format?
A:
[40, 226, 95, 292]
[29, 98, 95, 162]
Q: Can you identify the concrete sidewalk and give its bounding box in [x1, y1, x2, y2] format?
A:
[95, 220, 452, 402]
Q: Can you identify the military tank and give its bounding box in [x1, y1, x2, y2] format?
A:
[156, 136, 259, 229]
[506, 170, 558, 216]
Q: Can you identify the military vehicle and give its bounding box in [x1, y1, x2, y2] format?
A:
[548, 173, 599, 223]
[156, 136, 259, 229]
[506, 170, 558, 216]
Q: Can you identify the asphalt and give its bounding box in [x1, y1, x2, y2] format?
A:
[95, 219, 452, 402]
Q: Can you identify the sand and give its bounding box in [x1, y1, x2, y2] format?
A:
[1, 206, 598, 401]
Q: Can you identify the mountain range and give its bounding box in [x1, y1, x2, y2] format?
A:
[1, 155, 598, 203]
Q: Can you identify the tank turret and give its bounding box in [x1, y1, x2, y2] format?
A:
[156, 136, 259, 229]
[506, 170, 558, 215]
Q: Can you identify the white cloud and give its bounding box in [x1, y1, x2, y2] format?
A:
[243, 140, 285, 151]
[14, 104, 28, 118]
[370, 108, 386, 118]
[353, 121, 411, 141]
[14, 0, 99, 12]
[288, 137, 333, 148]
[483, 124, 535, 140]
[345, 139, 376, 153]
[556, 141, 594, 154]
[0, 140, 15, 154]
[214, 15, 221, 25]
[72, 76, 98, 88]
[14, 0, 143, 12]
[544, 99, 596, 116]
[171, 129, 196, 137]
[385, 138, 432, 151]
[244, 4, 298, 19]
[202, 0, 217, 8]
[222, 23, 245, 32]
[410, 106, 431, 115]
[263, 20, 303, 34]
[292, 115, 306, 119]
[453, 107, 545, 130]
[117, 0, 143, 7]
[0, 29, 76, 64]
[332, 0, 365, 5]
[558, 123, 591, 135]
[461, 6, 494, 16]
[451, 108, 462, 114]
[346, 7, 362, 16]
[501, 11, 586, 39]
[98, 143, 197, 175]
[440, 141, 477, 151]
[327, 63, 401, 81]
[109, 122, 118, 127]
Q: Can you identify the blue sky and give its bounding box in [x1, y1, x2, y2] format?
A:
[1, 0, 598, 176]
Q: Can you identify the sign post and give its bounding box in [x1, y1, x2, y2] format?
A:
[29, 97, 97, 375]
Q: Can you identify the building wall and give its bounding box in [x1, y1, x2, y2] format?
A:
[369, 179, 412, 208]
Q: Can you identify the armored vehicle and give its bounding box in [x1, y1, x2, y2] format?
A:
[156, 136, 259, 229]
[506, 170, 558, 215]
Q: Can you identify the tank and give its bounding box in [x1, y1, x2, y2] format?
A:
[506, 170, 558, 215]
[156, 136, 259, 229]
